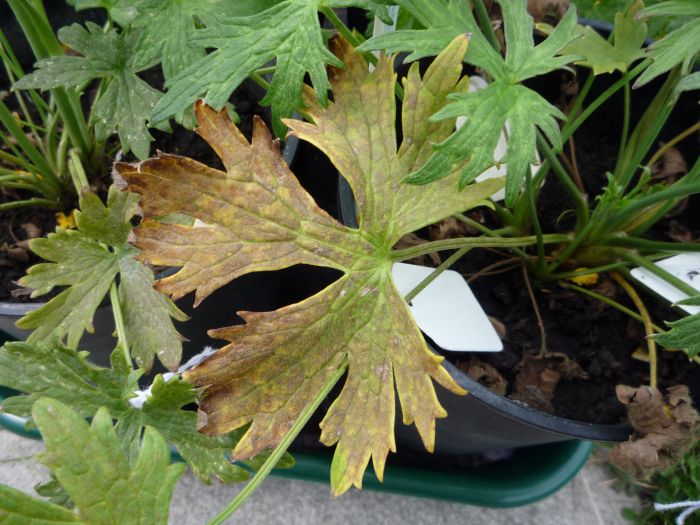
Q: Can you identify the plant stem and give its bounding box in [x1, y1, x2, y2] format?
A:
[109, 281, 132, 369]
[523, 263, 547, 356]
[525, 166, 546, 275]
[404, 247, 470, 303]
[624, 252, 699, 298]
[390, 233, 570, 262]
[536, 131, 588, 229]
[0, 198, 58, 211]
[560, 281, 664, 333]
[646, 120, 700, 169]
[208, 359, 349, 525]
[603, 237, 700, 253]
[611, 272, 657, 388]
[615, 80, 631, 173]
[68, 149, 89, 194]
[472, 0, 500, 52]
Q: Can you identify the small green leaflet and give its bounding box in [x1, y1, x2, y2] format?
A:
[559, 0, 647, 75]
[13, 22, 162, 159]
[361, 0, 580, 205]
[66, 0, 141, 26]
[16, 186, 186, 372]
[0, 342, 254, 484]
[634, 0, 700, 88]
[151, 0, 392, 136]
[655, 296, 700, 358]
[0, 398, 184, 525]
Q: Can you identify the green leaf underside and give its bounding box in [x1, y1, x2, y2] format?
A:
[655, 295, 700, 358]
[15, 186, 185, 371]
[13, 22, 161, 159]
[119, 35, 503, 494]
[635, 0, 700, 87]
[560, 1, 646, 75]
[362, 0, 580, 205]
[0, 342, 251, 484]
[150, 0, 392, 136]
[0, 398, 184, 525]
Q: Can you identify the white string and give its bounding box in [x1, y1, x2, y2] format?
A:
[654, 500, 700, 525]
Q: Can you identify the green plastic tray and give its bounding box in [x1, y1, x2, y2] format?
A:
[0, 384, 591, 508]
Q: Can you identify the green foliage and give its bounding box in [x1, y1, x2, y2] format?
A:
[635, 0, 700, 88]
[362, 0, 580, 205]
[621, 440, 700, 524]
[561, 0, 647, 75]
[16, 186, 186, 371]
[151, 0, 392, 135]
[0, 341, 251, 484]
[0, 398, 185, 525]
[14, 22, 163, 159]
[655, 296, 700, 359]
[66, 0, 142, 26]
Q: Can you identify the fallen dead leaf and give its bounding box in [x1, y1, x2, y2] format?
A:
[428, 217, 471, 241]
[528, 0, 569, 23]
[609, 385, 699, 480]
[460, 358, 507, 395]
[395, 233, 441, 266]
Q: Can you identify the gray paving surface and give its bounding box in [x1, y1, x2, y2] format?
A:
[0, 429, 640, 524]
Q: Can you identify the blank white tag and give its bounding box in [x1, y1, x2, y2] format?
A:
[456, 76, 541, 202]
[630, 253, 700, 315]
[391, 262, 503, 352]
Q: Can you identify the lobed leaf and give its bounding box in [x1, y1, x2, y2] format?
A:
[14, 22, 161, 159]
[16, 186, 185, 371]
[634, 0, 700, 87]
[0, 341, 250, 485]
[363, 0, 580, 205]
[121, 35, 503, 494]
[151, 0, 392, 136]
[559, 0, 647, 75]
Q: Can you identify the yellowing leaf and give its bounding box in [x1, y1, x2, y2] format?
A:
[119, 35, 503, 495]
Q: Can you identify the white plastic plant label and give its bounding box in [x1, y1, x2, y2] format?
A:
[630, 253, 700, 315]
[391, 262, 503, 352]
[456, 76, 541, 202]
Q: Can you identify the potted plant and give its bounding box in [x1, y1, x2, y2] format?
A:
[1, 0, 699, 523]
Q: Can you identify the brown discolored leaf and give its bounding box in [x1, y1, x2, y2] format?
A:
[119, 35, 504, 495]
[609, 385, 700, 480]
[427, 217, 471, 241]
[509, 352, 587, 413]
[460, 358, 507, 396]
[651, 146, 687, 184]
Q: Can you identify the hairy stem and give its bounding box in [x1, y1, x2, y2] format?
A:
[611, 272, 657, 388]
[208, 359, 349, 525]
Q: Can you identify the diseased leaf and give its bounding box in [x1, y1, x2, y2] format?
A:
[560, 0, 647, 75]
[13, 22, 161, 159]
[634, 0, 700, 87]
[655, 295, 700, 358]
[151, 0, 392, 135]
[16, 186, 185, 371]
[34, 399, 185, 525]
[362, 0, 580, 205]
[120, 35, 503, 494]
[0, 342, 250, 485]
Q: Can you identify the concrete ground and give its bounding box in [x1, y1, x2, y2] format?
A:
[1, 429, 640, 524]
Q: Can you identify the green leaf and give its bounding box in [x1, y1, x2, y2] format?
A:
[655, 296, 700, 358]
[151, 0, 392, 136]
[362, 0, 579, 205]
[14, 22, 161, 159]
[0, 483, 80, 525]
[0, 342, 250, 484]
[34, 399, 185, 525]
[119, 35, 503, 495]
[560, 1, 647, 75]
[358, 0, 504, 75]
[675, 71, 700, 95]
[16, 186, 185, 371]
[66, 0, 142, 26]
[634, 0, 700, 88]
